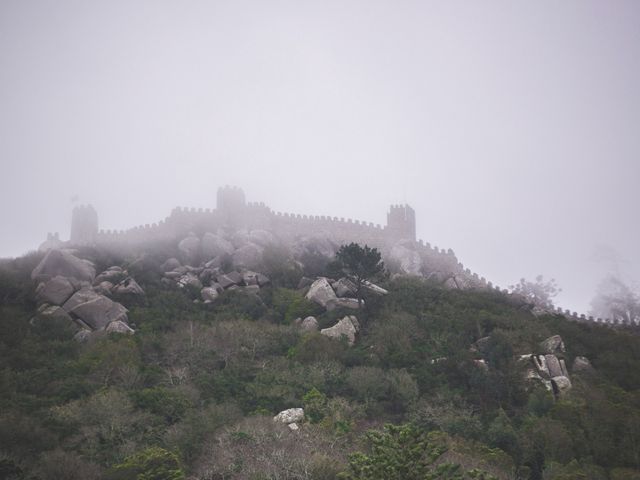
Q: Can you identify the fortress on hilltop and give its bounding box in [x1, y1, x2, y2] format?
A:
[39, 186, 624, 327]
[64, 186, 418, 250]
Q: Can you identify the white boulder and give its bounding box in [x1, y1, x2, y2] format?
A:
[201, 287, 220, 303]
[274, 408, 304, 424]
[305, 278, 338, 310]
[320, 315, 360, 346]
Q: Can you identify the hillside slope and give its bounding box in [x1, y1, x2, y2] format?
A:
[0, 245, 639, 480]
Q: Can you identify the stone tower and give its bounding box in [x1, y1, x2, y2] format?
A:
[216, 186, 247, 227]
[386, 204, 416, 242]
[70, 205, 98, 245]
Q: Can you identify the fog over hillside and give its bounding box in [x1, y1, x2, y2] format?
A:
[1, 0, 639, 314]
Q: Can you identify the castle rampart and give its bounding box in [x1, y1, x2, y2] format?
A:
[57, 186, 630, 328]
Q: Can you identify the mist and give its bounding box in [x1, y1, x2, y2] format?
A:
[1, 0, 639, 314]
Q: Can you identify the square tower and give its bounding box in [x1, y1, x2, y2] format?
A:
[386, 204, 416, 241]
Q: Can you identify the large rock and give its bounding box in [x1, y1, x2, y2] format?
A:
[31, 304, 75, 328]
[178, 233, 201, 265]
[551, 376, 572, 395]
[239, 270, 270, 287]
[216, 271, 243, 289]
[201, 287, 219, 303]
[241, 270, 260, 286]
[177, 273, 203, 291]
[32, 249, 95, 283]
[274, 408, 304, 424]
[68, 295, 129, 330]
[105, 320, 134, 334]
[389, 242, 422, 275]
[305, 278, 338, 310]
[161, 258, 181, 273]
[74, 329, 92, 342]
[94, 268, 126, 285]
[532, 355, 550, 378]
[112, 277, 145, 296]
[35, 276, 75, 306]
[363, 280, 388, 296]
[93, 281, 114, 296]
[335, 297, 361, 309]
[540, 335, 565, 355]
[232, 243, 264, 269]
[572, 356, 594, 373]
[201, 233, 234, 258]
[247, 229, 276, 247]
[320, 315, 360, 346]
[300, 316, 319, 332]
[63, 288, 102, 312]
[333, 278, 357, 298]
[545, 354, 564, 378]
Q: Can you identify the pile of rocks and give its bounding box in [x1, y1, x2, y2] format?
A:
[520, 335, 594, 396]
[160, 257, 270, 304]
[294, 314, 361, 346]
[303, 277, 388, 311]
[31, 249, 140, 339]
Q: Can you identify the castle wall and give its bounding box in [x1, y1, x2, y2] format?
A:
[63, 187, 626, 328]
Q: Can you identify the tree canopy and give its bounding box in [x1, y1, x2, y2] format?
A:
[330, 242, 386, 309]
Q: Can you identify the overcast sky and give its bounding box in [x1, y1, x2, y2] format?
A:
[1, 0, 639, 313]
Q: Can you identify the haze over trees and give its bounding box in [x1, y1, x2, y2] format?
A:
[590, 275, 640, 325]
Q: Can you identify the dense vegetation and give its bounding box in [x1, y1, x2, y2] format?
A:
[1, 247, 640, 480]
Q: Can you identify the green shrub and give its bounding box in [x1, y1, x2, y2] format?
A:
[107, 446, 185, 480]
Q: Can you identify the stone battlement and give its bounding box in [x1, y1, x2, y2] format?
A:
[71, 186, 417, 249]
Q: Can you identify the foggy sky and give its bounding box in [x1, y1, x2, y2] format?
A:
[1, 0, 639, 314]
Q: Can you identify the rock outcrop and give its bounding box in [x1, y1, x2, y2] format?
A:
[113, 277, 145, 296]
[105, 320, 135, 334]
[540, 335, 566, 355]
[306, 278, 338, 310]
[67, 294, 129, 330]
[94, 267, 126, 285]
[232, 243, 263, 270]
[201, 287, 219, 303]
[32, 249, 95, 283]
[320, 315, 360, 346]
[161, 258, 181, 273]
[178, 233, 201, 264]
[35, 276, 75, 306]
[572, 356, 594, 373]
[300, 316, 319, 332]
[274, 408, 304, 425]
[201, 233, 234, 258]
[518, 335, 582, 397]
